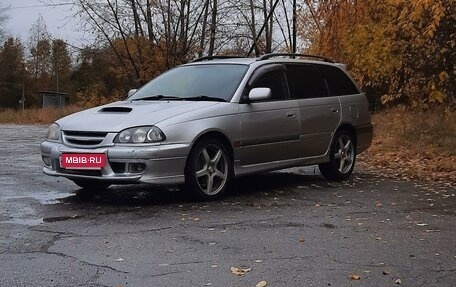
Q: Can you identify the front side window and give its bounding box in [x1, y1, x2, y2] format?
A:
[128, 64, 249, 102]
[285, 64, 328, 99]
[250, 70, 289, 101]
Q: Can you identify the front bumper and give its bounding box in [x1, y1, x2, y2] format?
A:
[40, 140, 191, 185]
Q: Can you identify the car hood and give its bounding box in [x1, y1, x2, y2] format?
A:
[57, 101, 220, 132]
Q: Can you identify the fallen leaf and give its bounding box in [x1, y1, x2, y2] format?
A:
[383, 270, 390, 275]
[395, 278, 402, 284]
[375, 201, 383, 208]
[256, 280, 267, 287]
[299, 236, 305, 243]
[230, 266, 251, 276]
[230, 267, 240, 275]
[349, 274, 361, 280]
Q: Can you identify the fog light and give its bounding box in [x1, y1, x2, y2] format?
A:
[128, 163, 146, 173]
[42, 156, 51, 166]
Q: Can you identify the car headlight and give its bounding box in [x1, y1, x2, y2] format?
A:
[114, 126, 166, 143]
[46, 123, 61, 141]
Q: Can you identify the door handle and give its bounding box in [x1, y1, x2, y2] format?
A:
[331, 107, 339, 113]
[286, 112, 296, 119]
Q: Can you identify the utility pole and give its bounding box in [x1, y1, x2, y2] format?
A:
[55, 42, 61, 107]
[21, 64, 25, 111]
[292, 0, 296, 54]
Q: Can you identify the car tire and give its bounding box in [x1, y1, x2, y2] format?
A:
[319, 130, 356, 181]
[72, 179, 111, 190]
[185, 138, 232, 201]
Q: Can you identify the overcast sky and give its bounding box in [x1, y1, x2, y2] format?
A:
[2, 0, 86, 44]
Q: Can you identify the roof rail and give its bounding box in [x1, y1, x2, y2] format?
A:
[191, 55, 245, 63]
[257, 53, 334, 63]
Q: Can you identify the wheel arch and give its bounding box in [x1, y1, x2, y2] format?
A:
[184, 130, 234, 199]
[335, 123, 357, 146]
[186, 130, 234, 168]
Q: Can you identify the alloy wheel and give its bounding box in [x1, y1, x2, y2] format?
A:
[194, 144, 229, 195]
[333, 134, 355, 174]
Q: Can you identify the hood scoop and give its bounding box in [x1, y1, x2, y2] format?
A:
[98, 107, 133, 113]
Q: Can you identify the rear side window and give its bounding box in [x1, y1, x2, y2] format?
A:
[316, 65, 359, 96]
[285, 64, 328, 99]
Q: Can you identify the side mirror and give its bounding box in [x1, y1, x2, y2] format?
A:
[248, 87, 271, 102]
[128, 89, 138, 97]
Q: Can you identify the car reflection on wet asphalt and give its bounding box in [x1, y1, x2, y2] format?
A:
[1, 124, 456, 287]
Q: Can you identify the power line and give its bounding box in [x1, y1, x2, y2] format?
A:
[4, 3, 74, 10]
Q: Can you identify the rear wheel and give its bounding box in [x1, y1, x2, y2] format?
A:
[319, 130, 356, 181]
[72, 179, 111, 190]
[185, 138, 232, 200]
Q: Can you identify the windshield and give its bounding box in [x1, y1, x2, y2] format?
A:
[128, 64, 249, 102]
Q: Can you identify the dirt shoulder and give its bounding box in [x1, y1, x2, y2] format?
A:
[358, 108, 456, 187]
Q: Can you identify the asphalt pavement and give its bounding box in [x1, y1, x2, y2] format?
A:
[1, 124, 455, 287]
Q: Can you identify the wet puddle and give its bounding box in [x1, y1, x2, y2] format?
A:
[0, 191, 75, 226]
[2, 191, 74, 205]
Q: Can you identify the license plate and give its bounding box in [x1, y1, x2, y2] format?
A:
[61, 153, 106, 169]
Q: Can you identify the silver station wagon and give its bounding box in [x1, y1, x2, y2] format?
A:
[41, 53, 373, 200]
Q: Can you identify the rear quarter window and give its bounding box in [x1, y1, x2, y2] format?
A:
[317, 65, 360, 96]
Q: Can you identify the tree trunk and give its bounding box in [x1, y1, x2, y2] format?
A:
[208, 0, 218, 56]
[199, 0, 210, 57]
[250, 0, 260, 56]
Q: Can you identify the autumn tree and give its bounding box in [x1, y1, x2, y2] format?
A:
[44, 0, 298, 105]
[27, 16, 52, 79]
[0, 38, 25, 108]
[0, 3, 8, 44]
[299, 0, 455, 108]
[70, 0, 297, 75]
[51, 39, 72, 93]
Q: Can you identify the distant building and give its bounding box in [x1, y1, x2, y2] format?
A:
[40, 91, 69, 108]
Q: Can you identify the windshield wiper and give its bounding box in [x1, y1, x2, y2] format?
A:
[182, 95, 227, 102]
[131, 95, 182, 101]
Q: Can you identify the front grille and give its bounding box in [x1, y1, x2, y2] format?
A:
[63, 131, 108, 146]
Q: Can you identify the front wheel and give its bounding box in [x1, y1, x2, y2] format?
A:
[185, 138, 232, 200]
[319, 131, 356, 181]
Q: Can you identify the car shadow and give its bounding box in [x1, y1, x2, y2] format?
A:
[60, 167, 344, 207]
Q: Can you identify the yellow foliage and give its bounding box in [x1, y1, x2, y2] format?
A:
[298, 0, 455, 108]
